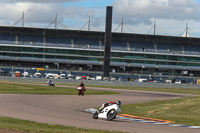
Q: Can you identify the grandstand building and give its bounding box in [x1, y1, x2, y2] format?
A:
[0, 26, 200, 76]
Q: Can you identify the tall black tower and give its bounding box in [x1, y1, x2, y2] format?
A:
[103, 6, 113, 78]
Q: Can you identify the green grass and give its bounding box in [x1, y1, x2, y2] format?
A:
[121, 96, 200, 126]
[89, 85, 200, 95]
[0, 83, 119, 95]
[0, 117, 127, 133]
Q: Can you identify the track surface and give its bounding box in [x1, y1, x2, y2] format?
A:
[0, 83, 199, 133]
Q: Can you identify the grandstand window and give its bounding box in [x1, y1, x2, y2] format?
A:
[10, 47, 21, 52]
[55, 56, 66, 59]
[111, 59, 126, 63]
[21, 47, 32, 52]
[66, 56, 75, 60]
[32, 48, 43, 52]
[67, 50, 77, 55]
[189, 57, 200, 62]
[111, 52, 123, 57]
[167, 62, 177, 65]
[90, 51, 102, 56]
[88, 57, 98, 61]
[155, 55, 166, 60]
[78, 50, 89, 55]
[2, 53, 8, 56]
[45, 55, 55, 59]
[123, 53, 134, 57]
[22, 54, 32, 57]
[0, 46, 10, 51]
[32, 55, 43, 58]
[111, 59, 118, 62]
[145, 61, 155, 64]
[124, 56, 134, 59]
[134, 60, 144, 64]
[9, 53, 21, 57]
[158, 62, 167, 65]
[45, 49, 56, 53]
[167, 56, 178, 60]
[56, 49, 66, 54]
[134, 55, 146, 59]
[146, 54, 156, 59]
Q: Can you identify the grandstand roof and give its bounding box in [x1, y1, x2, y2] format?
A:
[0, 26, 200, 46]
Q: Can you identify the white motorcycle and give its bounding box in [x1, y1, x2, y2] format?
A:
[93, 103, 121, 121]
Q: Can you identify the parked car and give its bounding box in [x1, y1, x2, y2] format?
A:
[59, 74, 67, 79]
[75, 76, 82, 80]
[45, 73, 54, 79]
[96, 76, 102, 81]
[67, 74, 74, 79]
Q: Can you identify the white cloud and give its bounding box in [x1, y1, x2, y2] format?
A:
[0, 0, 84, 3]
[0, 1, 106, 30]
[0, 2, 65, 26]
[112, 0, 200, 25]
[0, 0, 199, 36]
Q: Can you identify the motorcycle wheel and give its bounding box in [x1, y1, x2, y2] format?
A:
[78, 91, 81, 96]
[107, 109, 117, 121]
[93, 111, 99, 119]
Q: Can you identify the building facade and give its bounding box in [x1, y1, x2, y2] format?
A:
[0, 26, 200, 76]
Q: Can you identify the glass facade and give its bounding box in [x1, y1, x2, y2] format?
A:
[0, 45, 200, 68]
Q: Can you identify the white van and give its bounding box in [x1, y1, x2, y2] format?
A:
[138, 78, 147, 82]
[45, 73, 54, 79]
[34, 72, 42, 78]
[67, 74, 74, 79]
[96, 76, 102, 81]
[59, 74, 67, 79]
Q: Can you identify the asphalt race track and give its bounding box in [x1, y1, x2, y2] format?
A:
[0, 83, 199, 133]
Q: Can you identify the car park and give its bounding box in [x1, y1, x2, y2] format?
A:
[45, 73, 54, 79]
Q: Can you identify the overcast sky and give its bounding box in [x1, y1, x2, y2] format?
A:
[0, 0, 200, 37]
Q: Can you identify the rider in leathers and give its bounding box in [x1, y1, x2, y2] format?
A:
[98, 101, 121, 112]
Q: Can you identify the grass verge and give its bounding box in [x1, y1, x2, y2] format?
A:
[121, 96, 200, 126]
[89, 85, 200, 95]
[0, 82, 119, 95]
[0, 117, 127, 133]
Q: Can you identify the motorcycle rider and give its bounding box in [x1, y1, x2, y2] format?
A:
[98, 101, 121, 113]
[47, 80, 54, 86]
[79, 81, 84, 87]
[79, 81, 86, 91]
[77, 81, 86, 96]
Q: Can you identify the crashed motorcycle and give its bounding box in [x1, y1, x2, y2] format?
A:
[77, 86, 86, 96]
[93, 103, 121, 121]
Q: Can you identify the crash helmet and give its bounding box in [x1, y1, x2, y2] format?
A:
[115, 101, 121, 105]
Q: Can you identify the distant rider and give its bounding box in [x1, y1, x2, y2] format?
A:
[47, 80, 54, 86]
[98, 101, 121, 112]
[79, 81, 85, 87]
